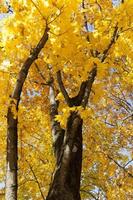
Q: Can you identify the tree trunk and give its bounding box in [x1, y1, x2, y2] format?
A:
[47, 68, 97, 200]
[46, 112, 83, 200]
[5, 25, 49, 200]
[5, 105, 18, 200]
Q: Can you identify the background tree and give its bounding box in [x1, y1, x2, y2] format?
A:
[0, 0, 133, 199]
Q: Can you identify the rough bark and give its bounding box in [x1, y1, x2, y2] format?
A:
[46, 112, 83, 200]
[47, 68, 97, 200]
[5, 25, 49, 200]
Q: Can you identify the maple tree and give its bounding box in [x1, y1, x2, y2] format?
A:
[0, 0, 133, 200]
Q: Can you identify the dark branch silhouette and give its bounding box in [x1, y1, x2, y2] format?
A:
[57, 68, 97, 107]
[101, 25, 119, 62]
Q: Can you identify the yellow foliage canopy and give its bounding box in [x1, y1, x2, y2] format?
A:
[0, 0, 133, 199]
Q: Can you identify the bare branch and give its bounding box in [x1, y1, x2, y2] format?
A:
[104, 121, 116, 127]
[6, 1, 13, 13]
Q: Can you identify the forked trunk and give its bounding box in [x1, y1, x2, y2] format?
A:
[47, 67, 97, 200]
[46, 112, 83, 200]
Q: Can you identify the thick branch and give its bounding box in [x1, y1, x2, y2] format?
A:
[6, 23, 49, 174]
[57, 68, 97, 107]
[57, 70, 71, 106]
[12, 25, 49, 102]
[82, 66, 97, 108]
[49, 83, 65, 163]
[75, 81, 88, 104]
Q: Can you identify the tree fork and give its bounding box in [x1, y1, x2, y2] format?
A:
[47, 67, 97, 200]
[5, 25, 49, 200]
[46, 112, 83, 200]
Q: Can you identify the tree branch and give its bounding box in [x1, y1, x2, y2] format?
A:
[12, 24, 49, 102]
[6, 24, 49, 199]
[56, 70, 71, 106]
[49, 81, 65, 164]
[57, 67, 97, 108]
[75, 81, 88, 103]
[82, 66, 97, 108]
[30, 0, 46, 20]
[101, 25, 119, 62]
[48, 5, 64, 25]
[26, 160, 45, 200]
[82, 0, 89, 33]
[107, 155, 133, 178]
[124, 159, 133, 168]
[34, 62, 47, 81]
[80, 189, 98, 200]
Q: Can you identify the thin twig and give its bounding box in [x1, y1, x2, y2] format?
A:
[82, 0, 89, 33]
[48, 5, 64, 25]
[101, 24, 119, 62]
[34, 62, 46, 81]
[95, 0, 102, 12]
[49, 28, 70, 36]
[120, 27, 133, 34]
[107, 155, 133, 178]
[124, 159, 133, 168]
[26, 160, 45, 199]
[30, 0, 46, 20]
